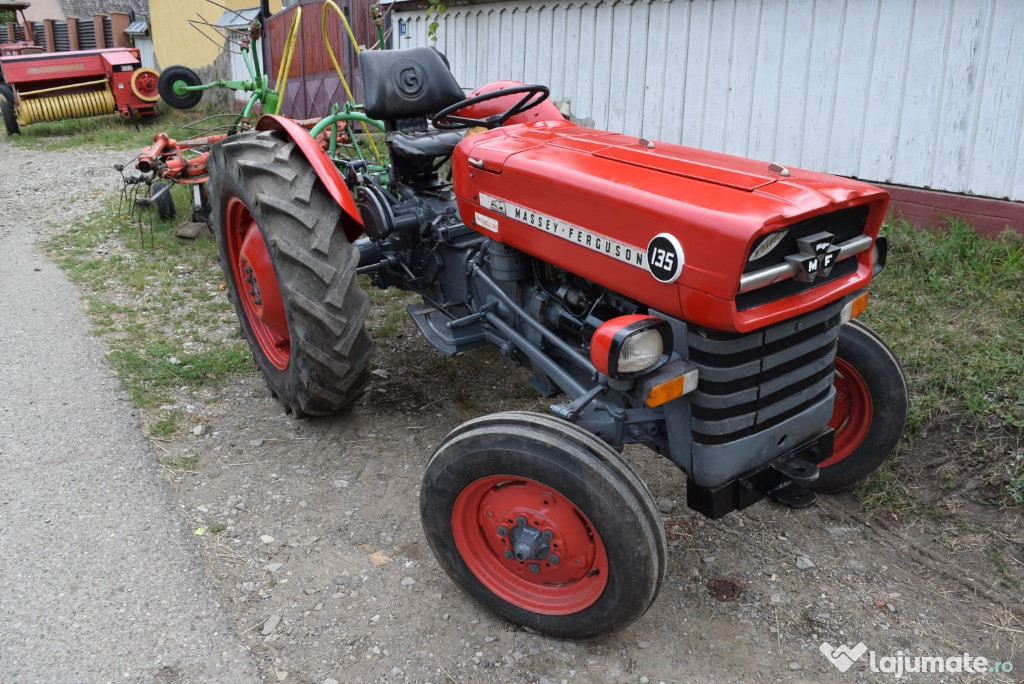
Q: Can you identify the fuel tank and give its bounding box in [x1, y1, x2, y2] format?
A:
[452, 120, 888, 333]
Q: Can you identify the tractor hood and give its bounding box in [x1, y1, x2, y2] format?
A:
[453, 120, 888, 332]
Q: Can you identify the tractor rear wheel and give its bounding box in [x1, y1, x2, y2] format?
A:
[421, 412, 667, 639]
[207, 130, 373, 416]
[812, 321, 908, 492]
[158, 65, 203, 110]
[1, 98, 19, 136]
[0, 83, 13, 104]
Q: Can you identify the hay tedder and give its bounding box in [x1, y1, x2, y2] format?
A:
[120, 1, 388, 234]
[195, 45, 909, 639]
[0, 46, 159, 135]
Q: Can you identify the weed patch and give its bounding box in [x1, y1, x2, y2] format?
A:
[48, 186, 251, 409]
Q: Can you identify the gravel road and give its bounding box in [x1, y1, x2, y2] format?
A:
[0, 141, 259, 682]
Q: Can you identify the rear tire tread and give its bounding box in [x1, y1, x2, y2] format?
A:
[208, 130, 372, 416]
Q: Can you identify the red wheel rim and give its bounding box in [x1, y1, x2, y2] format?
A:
[451, 475, 609, 615]
[823, 357, 873, 468]
[225, 197, 290, 370]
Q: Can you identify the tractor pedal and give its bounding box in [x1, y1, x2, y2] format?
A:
[767, 481, 817, 509]
[769, 455, 819, 484]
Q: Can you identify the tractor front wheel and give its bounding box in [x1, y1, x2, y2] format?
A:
[813, 320, 908, 492]
[207, 130, 373, 416]
[421, 412, 667, 639]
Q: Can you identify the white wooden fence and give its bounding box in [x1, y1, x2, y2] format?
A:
[393, 0, 1024, 202]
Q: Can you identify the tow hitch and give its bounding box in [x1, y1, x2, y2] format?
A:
[686, 430, 834, 519]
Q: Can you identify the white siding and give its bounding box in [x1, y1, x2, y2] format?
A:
[394, 0, 1024, 201]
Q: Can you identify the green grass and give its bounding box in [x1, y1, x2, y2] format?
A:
[861, 220, 1024, 434]
[856, 219, 1024, 509]
[149, 411, 181, 439]
[48, 186, 251, 412]
[5, 105, 236, 151]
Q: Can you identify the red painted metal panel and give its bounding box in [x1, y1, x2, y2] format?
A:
[454, 121, 888, 333]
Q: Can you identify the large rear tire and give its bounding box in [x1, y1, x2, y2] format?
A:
[421, 412, 667, 639]
[207, 130, 373, 416]
[812, 320, 908, 492]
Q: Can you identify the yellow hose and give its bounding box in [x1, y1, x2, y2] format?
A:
[321, 0, 382, 162]
[17, 87, 115, 126]
[272, 7, 302, 115]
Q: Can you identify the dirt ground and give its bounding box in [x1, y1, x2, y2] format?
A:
[162, 319, 1023, 684]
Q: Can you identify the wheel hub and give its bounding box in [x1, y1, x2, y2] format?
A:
[451, 475, 609, 615]
[508, 520, 551, 563]
[243, 264, 263, 306]
[225, 197, 291, 371]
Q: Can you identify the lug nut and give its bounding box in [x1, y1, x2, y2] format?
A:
[503, 549, 514, 560]
[528, 563, 540, 574]
[548, 554, 559, 565]
[497, 525, 508, 537]
[541, 530, 553, 541]
[516, 515, 527, 526]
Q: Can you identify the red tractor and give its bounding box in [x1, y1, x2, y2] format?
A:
[204, 48, 908, 639]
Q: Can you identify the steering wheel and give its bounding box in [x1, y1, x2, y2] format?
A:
[431, 85, 551, 130]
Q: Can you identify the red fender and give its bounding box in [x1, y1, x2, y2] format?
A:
[255, 114, 364, 242]
[462, 81, 569, 127]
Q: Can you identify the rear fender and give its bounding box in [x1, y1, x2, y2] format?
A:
[255, 114, 364, 242]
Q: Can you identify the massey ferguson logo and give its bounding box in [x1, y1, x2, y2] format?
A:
[785, 231, 842, 282]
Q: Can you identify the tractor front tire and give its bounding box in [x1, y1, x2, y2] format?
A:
[421, 412, 667, 639]
[812, 320, 908, 492]
[158, 65, 203, 110]
[0, 83, 13, 105]
[207, 130, 373, 417]
[1, 98, 19, 136]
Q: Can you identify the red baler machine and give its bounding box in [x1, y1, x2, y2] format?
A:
[0, 47, 159, 133]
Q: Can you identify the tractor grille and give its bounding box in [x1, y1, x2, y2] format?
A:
[687, 298, 844, 445]
[737, 206, 869, 310]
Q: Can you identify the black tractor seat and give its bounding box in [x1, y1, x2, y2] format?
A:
[386, 129, 465, 161]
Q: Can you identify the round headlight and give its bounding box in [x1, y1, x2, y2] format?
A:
[589, 315, 673, 379]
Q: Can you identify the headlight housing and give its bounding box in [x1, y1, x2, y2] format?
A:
[589, 315, 672, 379]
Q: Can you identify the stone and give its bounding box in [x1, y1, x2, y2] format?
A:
[657, 498, 674, 514]
[192, 424, 206, 436]
[173, 221, 213, 239]
[262, 614, 281, 636]
[260, 535, 275, 544]
[249, 439, 265, 447]
[401, 576, 415, 586]
[796, 555, 816, 570]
